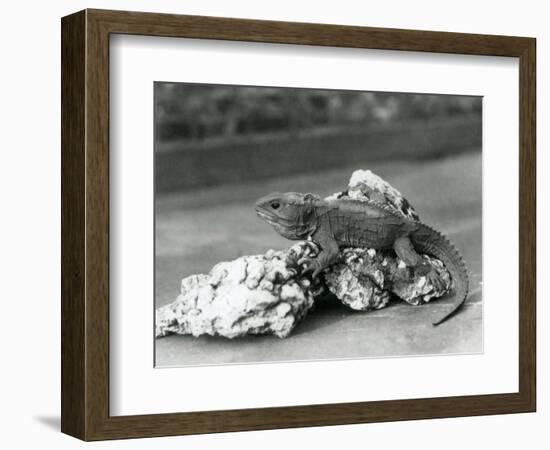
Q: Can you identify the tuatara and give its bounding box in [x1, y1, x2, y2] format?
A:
[255, 192, 469, 326]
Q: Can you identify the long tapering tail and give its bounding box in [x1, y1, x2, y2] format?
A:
[411, 224, 469, 326]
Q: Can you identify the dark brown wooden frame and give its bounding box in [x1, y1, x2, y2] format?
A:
[61, 8, 536, 441]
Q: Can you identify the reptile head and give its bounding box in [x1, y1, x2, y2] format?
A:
[255, 192, 319, 240]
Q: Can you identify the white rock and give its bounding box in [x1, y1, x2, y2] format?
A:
[156, 242, 319, 339]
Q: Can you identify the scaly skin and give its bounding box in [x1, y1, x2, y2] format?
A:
[255, 192, 469, 325]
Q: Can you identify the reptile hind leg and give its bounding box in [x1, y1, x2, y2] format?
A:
[394, 235, 425, 269]
[394, 236, 444, 290]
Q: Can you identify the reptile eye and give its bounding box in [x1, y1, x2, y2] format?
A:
[271, 202, 280, 210]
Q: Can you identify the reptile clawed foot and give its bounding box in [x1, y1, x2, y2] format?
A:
[298, 257, 322, 279]
[424, 268, 446, 292]
[414, 262, 432, 277]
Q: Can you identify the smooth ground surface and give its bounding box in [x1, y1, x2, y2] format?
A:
[155, 151, 482, 367]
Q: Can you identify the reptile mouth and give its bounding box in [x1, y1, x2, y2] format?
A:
[255, 209, 274, 222]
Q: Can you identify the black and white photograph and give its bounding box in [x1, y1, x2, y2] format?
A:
[3, 0, 542, 446]
[153, 82, 482, 367]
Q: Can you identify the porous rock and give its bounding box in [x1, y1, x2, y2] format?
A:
[155, 242, 320, 339]
[324, 248, 451, 311]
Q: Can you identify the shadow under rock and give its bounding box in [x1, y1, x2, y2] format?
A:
[289, 292, 371, 337]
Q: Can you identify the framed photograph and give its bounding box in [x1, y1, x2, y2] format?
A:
[61, 9, 536, 441]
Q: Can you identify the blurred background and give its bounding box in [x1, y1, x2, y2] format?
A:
[155, 83, 481, 192]
[154, 83, 482, 366]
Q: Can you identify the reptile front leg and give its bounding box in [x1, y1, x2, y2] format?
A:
[300, 230, 340, 278]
